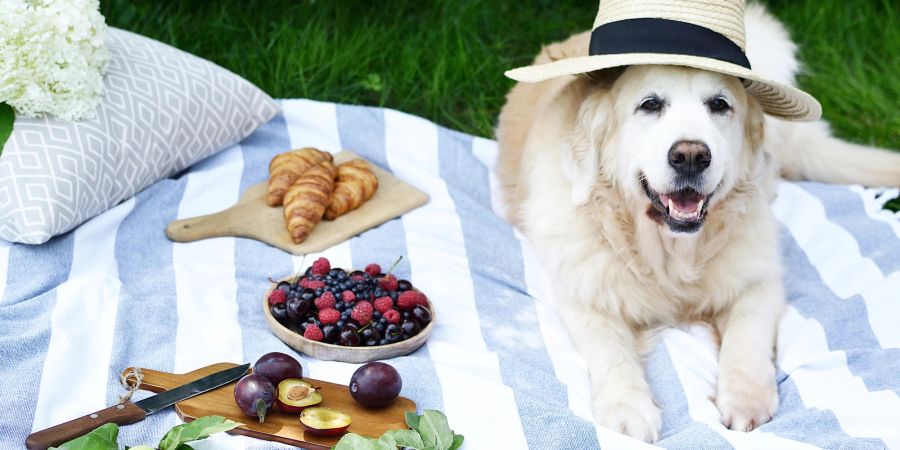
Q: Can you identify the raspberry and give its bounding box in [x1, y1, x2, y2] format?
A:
[351, 301, 374, 324]
[378, 274, 398, 292]
[268, 289, 287, 306]
[383, 309, 401, 325]
[311, 257, 331, 276]
[318, 308, 340, 325]
[374, 296, 394, 314]
[414, 292, 428, 306]
[397, 291, 421, 310]
[314, 291, 336, 310]
[300, 278, 326, 290]
[364, 263, 382, 277]
[303, 324, 324, 341]
[341, 290, 356, 303]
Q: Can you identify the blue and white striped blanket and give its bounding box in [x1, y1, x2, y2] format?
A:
[1, 99, 899, 449]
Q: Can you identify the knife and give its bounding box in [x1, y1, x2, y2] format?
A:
[25, 363, 250, 450]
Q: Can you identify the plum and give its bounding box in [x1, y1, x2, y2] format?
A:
[253, 352, 303, 386]
[349, 362, 402, 407]
[276, 379, 322, 413]
[233, 374, 275, 422]
[299, 407, 352, 436]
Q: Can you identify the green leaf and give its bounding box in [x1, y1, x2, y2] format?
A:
[0, 103, 14, 159]
[50, 423, 119, 450]
[377, 433, 398, 448]
[448, 434, 464, 450]
[417, 411, 455, 450]
[158, 416, 242, 450]
[404, 411, 421, 432]
[333, 432, 394, 450]
[383, 429, 425, 449]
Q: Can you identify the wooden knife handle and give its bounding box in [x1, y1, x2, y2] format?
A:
[25, 402, 146, 450]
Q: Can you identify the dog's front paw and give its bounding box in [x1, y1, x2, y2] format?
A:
[716, 367, 778, 432]
[593, 386, 662, 442]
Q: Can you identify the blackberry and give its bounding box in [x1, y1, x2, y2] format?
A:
[390, 291, 399, 301]
[375, 322, 386, 333]
[328, 268, 339, 278]
[374, 288, 386, 298]
[341, 310, 351, 320]
[315, 288, 324, 296]
[336, 270, 348, 280]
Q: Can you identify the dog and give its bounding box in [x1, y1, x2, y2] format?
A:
[496, 3, 900, 442]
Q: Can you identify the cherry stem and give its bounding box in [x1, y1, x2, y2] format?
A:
[386, 255, 403, 275]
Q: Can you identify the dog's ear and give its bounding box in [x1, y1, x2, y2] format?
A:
[745, 95, 766, 151]
[562, 86, 614, 205]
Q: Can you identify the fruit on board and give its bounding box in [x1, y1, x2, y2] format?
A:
[349, 361, 402, 408]
[299, 407, 352, 436]
[253, 352, 303, 387]
[276, 378, 323, 413]
[233, 374, 276, 422]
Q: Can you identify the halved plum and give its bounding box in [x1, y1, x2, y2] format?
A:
[276, 379, 322, 413]
[299, 407, 352, 436]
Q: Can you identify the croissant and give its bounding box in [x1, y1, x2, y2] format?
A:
[324, 159, 379, 220]
[267, 147, 333, 206]
[283, 161, 335, 244]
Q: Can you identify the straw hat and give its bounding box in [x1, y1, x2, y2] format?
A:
[505, 0, 821, 121]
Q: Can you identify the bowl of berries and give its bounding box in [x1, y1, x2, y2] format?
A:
[264, 257, 435, 363]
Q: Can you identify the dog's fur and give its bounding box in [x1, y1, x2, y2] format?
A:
[496, 4, 900, 442]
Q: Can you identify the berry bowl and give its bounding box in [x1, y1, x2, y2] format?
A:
[262, 261, 435, 364]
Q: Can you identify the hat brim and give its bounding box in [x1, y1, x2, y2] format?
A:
[505, 53, 821, 122]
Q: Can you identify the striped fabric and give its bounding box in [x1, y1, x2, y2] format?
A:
[1, 99, 899, 450]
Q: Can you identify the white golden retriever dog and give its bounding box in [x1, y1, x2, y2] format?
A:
[496, 4, 900, 442]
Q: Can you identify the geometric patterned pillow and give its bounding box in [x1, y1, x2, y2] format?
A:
[0, 28, 279, 244]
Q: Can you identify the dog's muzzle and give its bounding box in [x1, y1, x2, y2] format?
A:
[641, 176, 712, 233]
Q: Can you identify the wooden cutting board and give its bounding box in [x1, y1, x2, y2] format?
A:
[129, 363, 415, 450]
[165, 151, 429, 254]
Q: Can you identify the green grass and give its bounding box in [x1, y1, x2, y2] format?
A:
[101, 0, 899, 209]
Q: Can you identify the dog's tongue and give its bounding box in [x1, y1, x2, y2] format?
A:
[659, 192, 703, 213]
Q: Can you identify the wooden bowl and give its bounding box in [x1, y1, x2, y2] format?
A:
[263, 280, 435, 363]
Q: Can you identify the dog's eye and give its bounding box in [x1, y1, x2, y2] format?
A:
[638, 97, 663, 113]
[708, 98, 731, 113]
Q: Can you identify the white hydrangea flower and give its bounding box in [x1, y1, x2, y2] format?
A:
[0, 0, 109, 121]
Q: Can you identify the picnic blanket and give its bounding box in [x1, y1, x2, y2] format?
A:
[1, 99, 899, 450]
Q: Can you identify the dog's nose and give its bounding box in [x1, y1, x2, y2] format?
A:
[668, 140, 711, 175]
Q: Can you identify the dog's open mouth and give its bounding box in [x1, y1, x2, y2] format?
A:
[641, 177, 712, 233]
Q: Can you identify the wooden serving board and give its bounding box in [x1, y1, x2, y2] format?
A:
[129, 363, 415, 450]
[165, 151, 429, 254]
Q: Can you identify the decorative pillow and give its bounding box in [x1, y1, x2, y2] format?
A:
[0, 28, 279, 244]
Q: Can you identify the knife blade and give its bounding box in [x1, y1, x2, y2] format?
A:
[24, 363, 250, 450]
